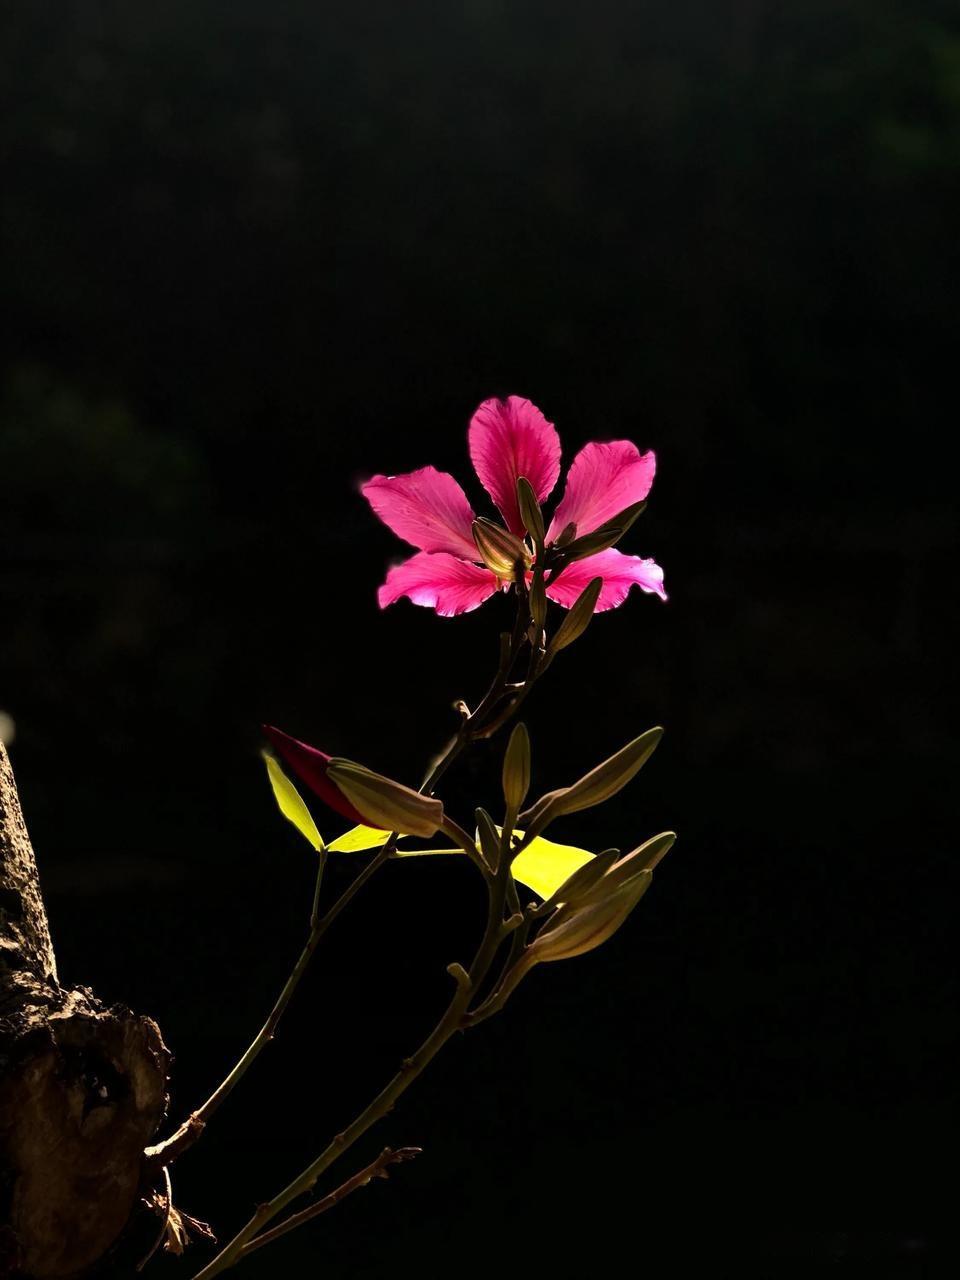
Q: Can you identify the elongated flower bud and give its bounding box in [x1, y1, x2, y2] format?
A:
[529, 871, 653, 963]
[521, 726, 663, 834]
[606, 831, 676, 884]
[500, 830, 674, 998]
[562, 502, 647, 562]
[326, 760, 443, 838]
[516, 476, 545, 547]
[475, 807, 502, 871]
[529, 570, 547, 629]
[472, 518, 532, 577]
[263, 724, 368, 825]
[547, 577, 602, 656]
[553, 521, 578, 548]
[587, 500, 647, 544]
[540, 847, 619, 912]
[502, 723, 531, 813]
[562, 525, 625, 561]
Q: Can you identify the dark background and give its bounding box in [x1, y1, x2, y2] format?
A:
[1, 2, 956, 1275]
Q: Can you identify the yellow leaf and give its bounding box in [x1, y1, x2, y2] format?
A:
[327, 824, 393, 853]
[509, 830, 595, 900]
[263, 754, 324, 852]
[395, 847, 463, 857]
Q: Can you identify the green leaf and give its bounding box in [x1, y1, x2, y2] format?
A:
[326, 824, 393, 853]
[509, 830, 595, 900]
[263, 754, 324, 852]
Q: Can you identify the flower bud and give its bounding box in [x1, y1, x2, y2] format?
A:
[562, 525, 624, 561]
[472, 518, 532, 577]
[502, 723, 531, 813]
[547, 577, 602, 657]
[562, 502, 647, 562]
[528, 570, 547, 630]
[521, 727, 663, 834]
[325, 760, 443, 838]
[516, 476, 545, 547]
[528, 870, 653, 963]
[553, 521, 578, 548]
[475, 807, 502, 872]
[263, 724, 367, 825]
[540, 847, 619, 911]
[606, 831, 676, 884]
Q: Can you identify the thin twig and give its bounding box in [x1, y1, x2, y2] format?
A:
[136, 1166, 174, 1273]
[146, 843, 389, 1170]
[189, 592, 539, 1279]
[239, 1147, 421, 1259]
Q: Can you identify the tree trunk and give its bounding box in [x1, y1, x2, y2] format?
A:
[0, 742, 170, 1278]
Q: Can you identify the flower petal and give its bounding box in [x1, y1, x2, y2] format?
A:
[545, 441, 656, 543]
[361, 466, 478, 558]
[545, 548, 667, 611]
[378, 552, 499, 616]
[468, 396, 562, 534]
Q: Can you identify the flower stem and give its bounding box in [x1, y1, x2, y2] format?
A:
[145, 841, 390, 1170]
[188, 598, 536, 1277]
[189, 923, 498, 1279]
[237, 1146, 421, 1259]
[151, 599, 531, 1173]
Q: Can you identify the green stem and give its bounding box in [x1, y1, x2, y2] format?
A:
[146, 842, 390, 1169]
[189, 595, 535, 1278]
[190, 878, 512, 1280]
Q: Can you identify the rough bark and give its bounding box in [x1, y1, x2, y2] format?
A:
[0, 742, 170, 1278]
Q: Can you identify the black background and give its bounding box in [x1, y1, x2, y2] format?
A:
[1, 2, 955, 1276]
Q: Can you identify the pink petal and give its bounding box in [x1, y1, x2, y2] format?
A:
[378, 552, 500, 617]
[545, 548, 667, 612]
[468, 396, 562, 535]
[361, 466, 477, 559]
[545, 441, 656, 544]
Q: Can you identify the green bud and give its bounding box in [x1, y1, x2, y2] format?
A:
[472, 518, 532, 577]
[475, 807, 502, 872]
[528, 870, 653, 963]
[520, 727, 663, 834]
[502, 723, 531, 813]
[540, 847, 619, 912]
[607, 831, 676, 883]
[562, 502, 646, 562]
[529, 570, 547, 630]
[326, 760, 443, 838]
[516, 476, 545, 547]
[563, 525, 624, 561]
[593, 500, 647, 540]
[547, 577, 602, 657]
[554, 521, 578, 548]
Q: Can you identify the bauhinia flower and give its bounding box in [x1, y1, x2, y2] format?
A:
[361, 396, 667, 617]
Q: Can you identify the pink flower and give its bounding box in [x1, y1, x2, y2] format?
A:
[361, 396, 667, 618]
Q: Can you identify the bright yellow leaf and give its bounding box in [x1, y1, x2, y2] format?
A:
[263, 754, 324, 852]
[326, 824, 393, 853]
[395, 848, 463, 857]
[510, 830, 595, 900]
